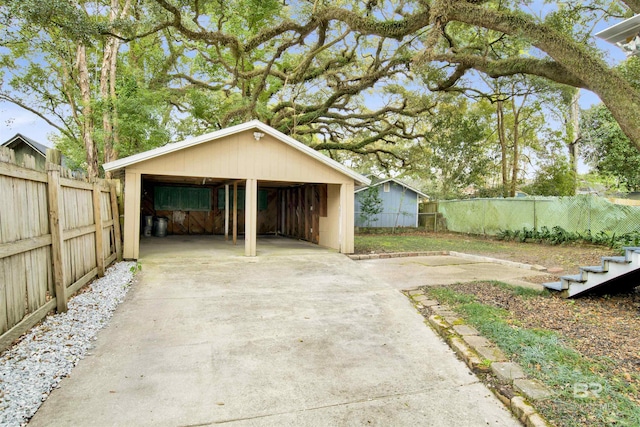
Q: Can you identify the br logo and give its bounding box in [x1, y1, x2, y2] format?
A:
[573, 383, 603, 398]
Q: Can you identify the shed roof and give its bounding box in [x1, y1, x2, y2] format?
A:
[355, 177, 429, 199]
[1, 133, 49, 156]
[103, 120, 370, 185]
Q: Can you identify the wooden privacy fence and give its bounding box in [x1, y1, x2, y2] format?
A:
[0, 147, 122, 352]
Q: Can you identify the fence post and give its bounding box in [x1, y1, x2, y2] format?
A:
[46, 149, 67, 313]
[109, 181, 123, 261]
[587, 194, 593, 232]
[482, 199, 487, 235]
[92, 182, 105, 277]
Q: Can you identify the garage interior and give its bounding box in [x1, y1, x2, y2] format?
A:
[141, 174, 328, 245]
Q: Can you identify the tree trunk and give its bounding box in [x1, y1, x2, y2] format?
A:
[100, 36, 116, 173]
[496, 100, 509, 197]
[568, 89, 580, 174]
[100, 0, 131, 178]
[77, 43, 99, 179]
[510, 97, 520, 198]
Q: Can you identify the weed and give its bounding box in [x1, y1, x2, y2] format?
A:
[130, 262, 142, 273]
[479, 358, 493, 369]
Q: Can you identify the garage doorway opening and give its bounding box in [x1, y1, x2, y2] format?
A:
[138, 175, 328, 255]
[139, 234, 329, 260]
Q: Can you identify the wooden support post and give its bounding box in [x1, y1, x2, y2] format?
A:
[224, 184, 229, 240]
[244, 179, 257, 257]
[232, 182, 238, 245]
[109, 182, 123, 260]
[46, 149, 66, 313]
[93, 183, 105, 277]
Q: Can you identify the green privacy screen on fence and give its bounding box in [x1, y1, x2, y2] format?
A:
[438, 196, 640, 235]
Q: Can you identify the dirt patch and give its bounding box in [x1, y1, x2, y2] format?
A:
[444, 282, 640, 385]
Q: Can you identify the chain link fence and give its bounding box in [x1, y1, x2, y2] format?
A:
[438, 195, 640, 236]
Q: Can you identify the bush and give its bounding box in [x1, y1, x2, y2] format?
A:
[496, 226, 640, 249]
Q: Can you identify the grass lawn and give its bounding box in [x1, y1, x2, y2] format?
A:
[358, 232, 638, 425]
[424, 283, 640, 427]
[354, 233, 511, 254]
[354, 231, 618, 273]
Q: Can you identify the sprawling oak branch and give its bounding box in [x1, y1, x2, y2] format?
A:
[427, 55, 586, 89]
[441, 0, 640, 150]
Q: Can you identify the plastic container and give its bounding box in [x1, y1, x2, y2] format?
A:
[153, 216, 168, 237]
[143, 215, 153, 237]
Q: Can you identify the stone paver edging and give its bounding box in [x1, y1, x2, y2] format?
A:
[406, 289, 553, 427]
[350, 251, 547, 272]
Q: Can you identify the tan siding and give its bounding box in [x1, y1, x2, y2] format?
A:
[120, 129, 361, 258]
[123, 171, 141, 259]
[340, 183, 355, 253]
[319, 184, 341, 250]
[129, 131, 351, 184]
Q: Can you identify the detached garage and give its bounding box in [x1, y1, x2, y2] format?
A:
[102, 120, 370, 259]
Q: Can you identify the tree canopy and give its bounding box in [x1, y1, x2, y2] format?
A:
[1, 0, 639, 183]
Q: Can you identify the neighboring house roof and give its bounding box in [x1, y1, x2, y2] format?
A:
[102, 120, 371, 186]
[1, 133, 49, 157]
[354, 177, 429, 199]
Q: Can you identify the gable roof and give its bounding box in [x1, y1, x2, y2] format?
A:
[1, 133, 49, 157]
[354, 177, 429, 199]
[102, 120, 370, 185]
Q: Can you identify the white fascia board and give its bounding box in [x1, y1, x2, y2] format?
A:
[102, 120, 370, 186]
[355, 177, 429, 198]
[596, 15, 640, 44]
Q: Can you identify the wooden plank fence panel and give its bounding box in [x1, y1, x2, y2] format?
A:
[6, 254, 26, 327]
[46, 246, 54, 298]
[47, 161, 66, 313]
[100, 190, 113, 260]
[109, 184, 122, 260]
[0, 259, 8, 334]
[14, 177, 29, 241]
[0, 299, 56, 352]
[0, 158, 47, 183]
[32, 248, 48, 311]
[0, 147, 121, 352]
[38, 182, 49, 234]
[93, 184, 105, 277]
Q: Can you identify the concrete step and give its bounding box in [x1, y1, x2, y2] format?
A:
[602, 255, 629, 264]
[623, 247, 640, 264]
[560, 274, 586, 284]
[581, 265, 606, 274]
[542, 281, 565, 291]
[544, 248, 640, 298]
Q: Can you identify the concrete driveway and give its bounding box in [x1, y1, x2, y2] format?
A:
[29, 236, 518, 426]
[357, 254, 548, 290]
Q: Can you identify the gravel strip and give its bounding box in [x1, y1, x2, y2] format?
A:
[0, 261, 136, 427]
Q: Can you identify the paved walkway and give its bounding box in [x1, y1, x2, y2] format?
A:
[29, 237, 518, 426]
[358, 254, 547, 290]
